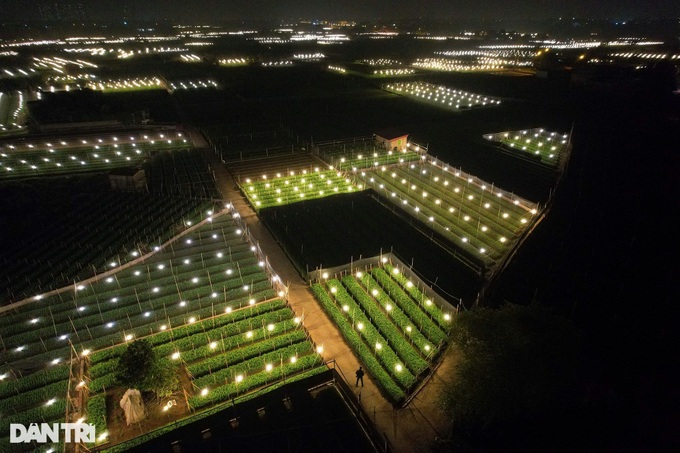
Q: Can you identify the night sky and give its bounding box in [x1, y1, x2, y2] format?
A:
[4, 0, 680, 22]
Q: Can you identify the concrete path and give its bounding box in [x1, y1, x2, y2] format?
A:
[198, 139, 456, 452]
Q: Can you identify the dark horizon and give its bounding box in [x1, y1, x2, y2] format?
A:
[2, 0, 680, 24]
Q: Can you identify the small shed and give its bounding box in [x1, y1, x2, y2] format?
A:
[374, 128, 409, 151]
[109, 168, 146, 191]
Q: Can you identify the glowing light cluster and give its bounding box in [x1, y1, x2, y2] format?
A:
[356, 58, 402, 66]
[327, 65, 347, 73]
[168, 79, 218, 91]
[242, 169, 358, 210]
[86, 77, 163, 92]
[373, 68, 415, 76]
[218, 57, 248, 65]
[385, 81, 501, 110]
[483, 128, 570, 167]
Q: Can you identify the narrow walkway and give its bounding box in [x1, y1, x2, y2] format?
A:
[199, 140, 455, 452]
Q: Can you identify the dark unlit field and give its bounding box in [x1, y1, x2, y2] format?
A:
[260, 191, 482, 302]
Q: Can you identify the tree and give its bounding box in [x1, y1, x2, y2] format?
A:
[440, 303, 582, 446]
[116, 339, 179, 399]
[116, 339, 155, 390]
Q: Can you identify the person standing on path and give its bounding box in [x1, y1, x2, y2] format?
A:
[355, 366, 365, 387]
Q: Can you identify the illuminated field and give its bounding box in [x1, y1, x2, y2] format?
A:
[0, 131, 189, 179]
[239, 137, 538, 268]
[413, 49, 535, 72]
[316, 140, 422, 171]
[384, 81, 501, 111]
[354, 159, 539, 267]
[0, 91, 26, 136]
[0, 209, 325, 451]
[311, 259, 453, 405]
[86, 77, 164, 92]
[241, 170, 359, 210]
[484, 128, 570, 167]
[168, 79, 219, 90]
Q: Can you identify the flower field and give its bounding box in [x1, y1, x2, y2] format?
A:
[0, 208, 326, 451]
[355, 159, 539, 267]
[241, 169, 359, 211]
[484, 128, 570, 167]
[384, 81, 502, 111]
[311, 261, 453, 405]
[0, 130, 189, 179]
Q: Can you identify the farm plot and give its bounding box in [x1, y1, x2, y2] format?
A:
[226, 152, 323, 182]
[311, 260, 453, 405]
[354, 160, 539, 267]
[0, 131, 190, 180]
[144, 148, 221, 199]
[240, 169, 359, 211]
[202, 123, 296, 162]
[168, 79, 219, 91]
[384, 81, 502, 111]
[0, 187, 217, 302]
[315, 137, 422, 171]
[0, 209, 326, 450]
[86, 77, 164, 92]
[0, 90, 26, 136]
[483, 128, 571, 168]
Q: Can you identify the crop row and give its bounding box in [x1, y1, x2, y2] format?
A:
[383, 264, 450, 329]
[191, 341, 314, 390]
[0, 379, 68, 415]
[368, 168, 518, 235]
[89, 299, 287, 364]
[87, 299, 288, 393]
[358, 165, 536, 262]
[188, 354, 323, 410]
[0, 130, 187, 154]
[0, 141, 190, 180]
[370, 268, 450, 343]
[0, 398, 66, 438]
[3, 273, 273, 356]
[385, 81, 502, 110]
[188, 331, 308, 379]
[4, 285, 276, 374]
[0, 365, 70, 400]
[144, 148, 221, 199]
[241, 170, 357, 210]
[331, 150, 422, 172]
[87, 394, 107, 446]
[89, 309, 297, 378]
[484, 129, 569, 167]
[346, 274, 437, 359]
[325, 278, 417, 388]
[2, 261, 268, 342]
[311, 284, 405, 404]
